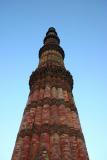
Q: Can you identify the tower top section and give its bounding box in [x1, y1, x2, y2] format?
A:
[43, 27, 60, 45]
[39, 27, 65, 59]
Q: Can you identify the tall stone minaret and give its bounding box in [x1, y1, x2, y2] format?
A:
[12, 27, 89, 160]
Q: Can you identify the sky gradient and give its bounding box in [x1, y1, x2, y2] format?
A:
[0, 0, 107, 159]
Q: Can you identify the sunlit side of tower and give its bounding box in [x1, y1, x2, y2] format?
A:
[12, 27, 89, 160]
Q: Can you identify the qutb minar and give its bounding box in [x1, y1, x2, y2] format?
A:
[12, 27, 89, 160]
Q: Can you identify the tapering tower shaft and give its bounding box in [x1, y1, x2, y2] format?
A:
[12, 28, 89, 160]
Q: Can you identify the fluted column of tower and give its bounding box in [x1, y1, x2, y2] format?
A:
[12, 27, 89, 160]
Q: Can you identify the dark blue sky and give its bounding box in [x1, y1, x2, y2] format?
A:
[0, 0, 107, 159]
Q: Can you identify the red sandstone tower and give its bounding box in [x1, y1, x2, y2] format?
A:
[12, 27, 89, 160]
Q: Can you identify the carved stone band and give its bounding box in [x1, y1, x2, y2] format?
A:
[18, 124, 84, 142]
